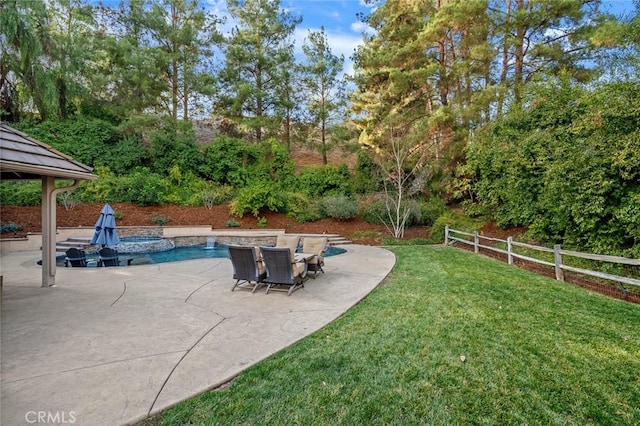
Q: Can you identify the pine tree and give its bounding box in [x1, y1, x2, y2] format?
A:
[216, 0, 301, 143]
[301, 27, 347, 164]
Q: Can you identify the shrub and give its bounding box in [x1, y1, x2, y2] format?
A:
[149, 122, 201, 175]
[201, 185, 234, 209]
[58, 191, 79, 211]
[0, 222, 23, 235]
[428, 211, 486, 244]
[0, 181, 42, 205]
[230, 180, 285, 217]
[296, 165, 352, 198]
[257, 217, 267, 228]
[151, 214, 170, 225]
[360, 195, 426, 227]
[360, 198, 387, 225]
[283, 192, 322, 223]
[350, 150, 380, 194]
[251, 139, 297, 187]
[225, 219, 241, 228]
[428, 212, 456, 244]
[319, 195, 358, 220]
[123, 169, 167, 206]
[200, 136, 257, 185]
[419, 197, 448, 226]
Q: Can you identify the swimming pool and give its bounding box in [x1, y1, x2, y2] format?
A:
[58, 244, 347, 267]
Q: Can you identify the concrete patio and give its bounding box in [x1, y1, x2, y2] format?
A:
[0, 244, 395, 425]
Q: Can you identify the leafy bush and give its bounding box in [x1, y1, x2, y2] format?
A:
[149, 121, 202, 175]
[419, 197, 448, 226]
[15, 118, 120, 168]
[225, 219, 241, 228]
[97, 135, 150, 175]
[468, 79, 640, 254]
[250, 139, 297, 187]
[230, 180, 285, 217]
[57, 191, 80, 211]
[359, 195, 386, 225]
[163, 166, 211, 206]
[151, 214, 170, 225]
[350, 150, 380, 194]
[296, 164, 352, 198]
[202, 185, 234, 209]
[0, 222, 23, 235]
[122, 169, 167, 206]
[0, 181, 42, 205]
[283, 192, 322, 223]
[200, 136, 257, 185]
[360, 196, 428, 227]
[428, 211, 486, 244]
[319, 195, 358, 220]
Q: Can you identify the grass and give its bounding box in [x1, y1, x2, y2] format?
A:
[147, 246, 640, 425]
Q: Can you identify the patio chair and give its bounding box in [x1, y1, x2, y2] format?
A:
[260, 246, 307, 296]
[228, 245, 266, 293]
[98, 247, 133, 267]
[64, 248, 95, 267]
[302, 236, 328, 278]
[275, 235, 301, 252]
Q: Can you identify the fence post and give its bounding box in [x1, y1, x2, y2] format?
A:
[474, 231, 479, 253]
[507, 237, 513, 265]
[444, 225, 449, 246]
[554, 245, 565, 281]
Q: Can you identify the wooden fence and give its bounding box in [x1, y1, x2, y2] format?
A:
[445, 226, 640, 294]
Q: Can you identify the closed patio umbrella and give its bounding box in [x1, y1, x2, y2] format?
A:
[90, 203, 120, 247]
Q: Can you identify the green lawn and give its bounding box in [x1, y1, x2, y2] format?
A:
[151, 246, 640, 425]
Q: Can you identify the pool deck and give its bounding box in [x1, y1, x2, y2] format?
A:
[0, 244, 395, 425]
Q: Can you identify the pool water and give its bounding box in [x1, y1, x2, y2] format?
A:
[58, 244, 347, 267]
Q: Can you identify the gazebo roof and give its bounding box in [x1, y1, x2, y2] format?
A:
[0, 123, 96, 181]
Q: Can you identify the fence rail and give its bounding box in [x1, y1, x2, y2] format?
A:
[445, 226, 640, 292]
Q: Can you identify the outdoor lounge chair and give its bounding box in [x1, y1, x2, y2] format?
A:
[260, 246, 307, 296]
[302, 236, 328, 278]
[275, 235, 301, 252]
[228, 245, 266, 293]
[64, 248, 95, 267]
[98, 247, 133, 267]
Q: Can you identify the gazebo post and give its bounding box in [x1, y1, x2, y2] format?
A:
[41, 176, 56, 287]
[41, 177, 81, 287]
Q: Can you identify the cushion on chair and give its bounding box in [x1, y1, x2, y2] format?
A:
[292, 262, 304, 277]
[303, 237, 328, 265]
[253, 246, 263, 260]
[276, 235, 300, 251]
[253, 246, 266, 273]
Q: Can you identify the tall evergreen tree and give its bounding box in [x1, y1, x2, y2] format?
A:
[146, 0, 219, 120]
[91, 0, 168, 117]
[301, 27, 347, 164]
[489, 0, 608, 112]
[216, 0, 301, 143]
